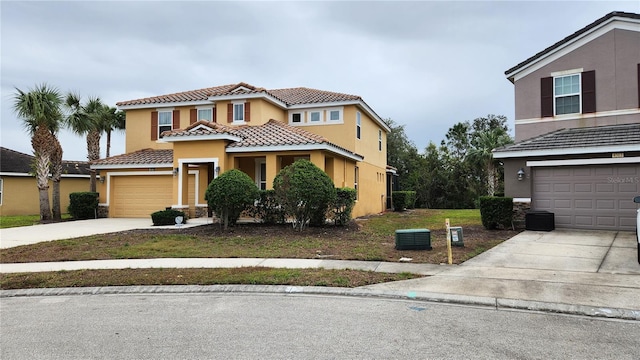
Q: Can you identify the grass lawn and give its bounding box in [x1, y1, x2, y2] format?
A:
[0, 209, 521, 290]
[0, 214, 72, 229]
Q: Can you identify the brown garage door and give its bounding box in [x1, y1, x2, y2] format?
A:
[111, 175, 173, 218]
[532, 164, 640, 231]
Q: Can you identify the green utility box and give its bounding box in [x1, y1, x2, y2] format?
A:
[449, 226, 464, 247]
[395, 229, 432, 250]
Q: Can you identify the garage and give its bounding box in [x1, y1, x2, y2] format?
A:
[532, 164, 640, 231]
[111, 175, 173, 218]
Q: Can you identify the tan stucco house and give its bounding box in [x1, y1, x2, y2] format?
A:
[494, 11, 640, 231]
[92, 83, 390, 219]
[0, 147, 90, 216]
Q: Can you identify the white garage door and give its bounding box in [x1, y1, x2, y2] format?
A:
[532, 164, 640, 231]
[111, 175, 173, 218]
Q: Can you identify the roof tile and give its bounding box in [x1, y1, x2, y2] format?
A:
[91, 148, 173, 166]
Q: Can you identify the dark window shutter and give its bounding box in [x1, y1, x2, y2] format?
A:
[213, 107, 217, 123]
[190, 109, 197, 124]
[172, 110, 180, 129]
[637, 64, 640, 108]
[151, 111, 158, 140]
[582, 70, 596, 114]
[244, 102, 251, 122]
[541, 77, 553, 117]
[227, 103, 233, 123]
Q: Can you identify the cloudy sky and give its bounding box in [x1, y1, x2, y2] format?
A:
[2, 0, 638, 160]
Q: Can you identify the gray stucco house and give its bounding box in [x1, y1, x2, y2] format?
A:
[494, 11, 640, 231]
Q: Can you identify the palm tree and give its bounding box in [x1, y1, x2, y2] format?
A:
[99, 105, 125, 158]
[468, 128, 513, 196]
[12, 84, 64, 221]
[65, 93, 104, 192]
[50, 139, 63, 220]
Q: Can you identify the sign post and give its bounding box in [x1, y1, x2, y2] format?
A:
[445, 218, 452, 265]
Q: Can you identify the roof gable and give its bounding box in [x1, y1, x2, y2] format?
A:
[505, 11, 640, 82]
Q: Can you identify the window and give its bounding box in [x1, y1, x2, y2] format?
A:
[310, 111, 321, 122]
[356, 112, 361, 139]
[255, 159, 266, 190]
[329, 110, 340, 121]
[354, 166, 359, 200]
[198, 108, 213, 122]
[233, 103, 244, 122]
[158, 111, 172, 137]
[378, 130, 382, 151]
[292, 113, 302, 123]
[554, 74, 580, 115]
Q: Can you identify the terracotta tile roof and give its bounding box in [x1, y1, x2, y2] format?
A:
[493, 123, 640, 155]
[161, 120, 241, 139]
[91, 148, 173, 166]
[505, 11, 640, 78]
[117, 83, 362, 107]
[0, 147, 90, 175]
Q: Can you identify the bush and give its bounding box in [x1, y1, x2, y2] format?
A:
[479, 196, 513, 230]
[273, 159, 336, 230]
[68, 192, 99, 219]
[151, 209, 187, 226]
[205, 169, 259, 229]
[392, 191, 416, 211]
[330, 188, 357, 225]
[245, 190, 286, 225]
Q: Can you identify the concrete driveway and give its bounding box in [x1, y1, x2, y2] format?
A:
[0, 217, 213, 249]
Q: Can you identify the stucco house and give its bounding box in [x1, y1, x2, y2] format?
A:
[494, 11, 640, 231]
[0, 147, 90, 216]
[92, 83, 390, 219]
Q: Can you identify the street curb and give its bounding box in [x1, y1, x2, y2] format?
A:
[2, 285, 638, 321]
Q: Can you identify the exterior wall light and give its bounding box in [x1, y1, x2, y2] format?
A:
[173, 167, 179, 176]
[517, 168, 526, 181]
[99, 176, 105, 184]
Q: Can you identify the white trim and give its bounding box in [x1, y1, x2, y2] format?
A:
[156, 107, 175, 111]
[550, 68, 583, 77]
[0, 172, 91, 178]
[177, 158, 218, 206]
[553, 72, 581, 116]
[159, 134, 243, 143]
[494, 144, 640, 158]
[99, 170, 172, 207]
[513, 198, 531, 203]
[207, 92, 288, 108]
[507, 18, 640, 82]
[226, 144, 364, 162]
[254, 158, 266, 190]
[526, 156, 640, 167]
[514, 108, 640, 125]
[91, 163, 171, 170]
[289, 100, 391, 133]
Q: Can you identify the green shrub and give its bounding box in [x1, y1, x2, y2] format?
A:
[205, 169, 259, 229]
[392, 191, 416, 211]
[245, 190, 286, 225]
[68, 192, 99, 219]
[151, 209, 187, 226]
[479, 196, 513, 230]
[331, 187, 357, 225]
[273, 159, 336, 230]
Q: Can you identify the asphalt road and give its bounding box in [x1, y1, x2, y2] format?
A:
[1, 293, 639, 359]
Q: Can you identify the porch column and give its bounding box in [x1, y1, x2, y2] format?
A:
[310, 151, 325, 171]
[179, 163, 189, 208]
[265, 154, 278, 189]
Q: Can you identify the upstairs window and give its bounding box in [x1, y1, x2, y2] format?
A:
[158, 111, 173, 137]
[292, 113, 302, 123]
[233, 103, 244, 122]
[378, 130, 382, 151]
[198, 108, 213, 122]
[354, 166, 359, 200]
[310, 111, 321, 122]
[554, 74, 580, 115]
[356, 112, 361, 139]
[329, 110, 340, 121]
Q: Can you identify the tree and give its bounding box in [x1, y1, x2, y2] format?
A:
[65, 94, 105, 192]
[273, 160, 336, 231]
[384, 118, 424, 192]
[468, 127, 513, 196]
[99, 105, 125, 158]
[205, 169, 259, 230]
[50, 140, 63, 220]
[12, 84, 64, 221]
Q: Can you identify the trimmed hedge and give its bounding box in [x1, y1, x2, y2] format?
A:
[68, 192, 99, 220]
[205, 169, 259, 229]
[151, 209, 187, 226]
[392, 191, 416, 211]
[246, 190, 286, 225]
[331, 187, 357, 225]
[479, 196, 513, 230]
